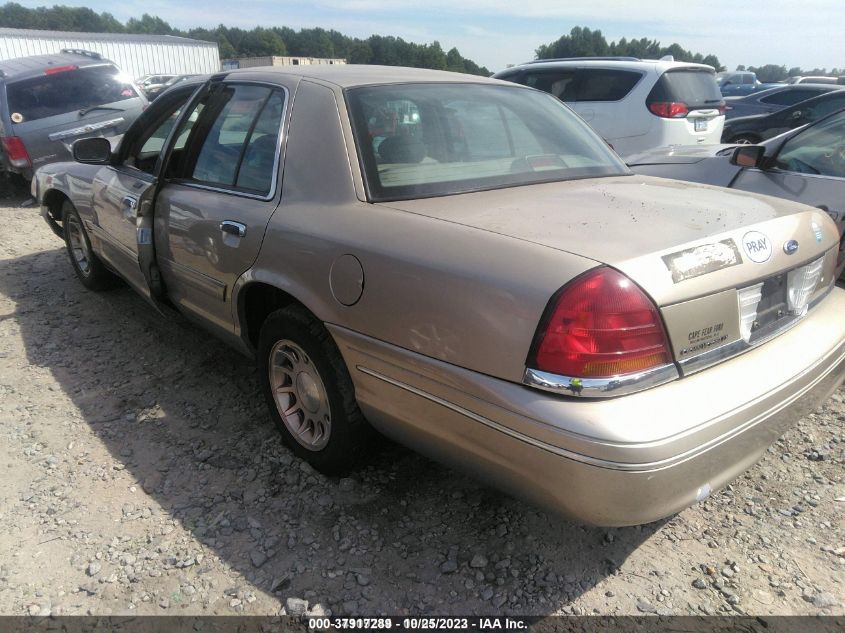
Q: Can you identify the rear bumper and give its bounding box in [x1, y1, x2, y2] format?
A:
[330, 288, 845, 526]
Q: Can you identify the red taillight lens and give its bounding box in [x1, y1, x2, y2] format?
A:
[718, 101, 727, 115]
[1, 136, 31, 168]
[648, 101, 689, 118]
[44, 64, 78, 75]
[529, 267, 672, 378]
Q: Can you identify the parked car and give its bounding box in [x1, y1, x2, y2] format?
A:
[723, 84, 843, 119]
[722, 89, 845, 143]
[32, 66, 845, 526]
[0, 49, 148, 181]
[493, 56, 725, 157]
[627, 107, 845, 281]
[716, 71, 780, 97]
[787, 76, 838, 85]
[145, 74, 199, 99]
[136, 73, 176, 97]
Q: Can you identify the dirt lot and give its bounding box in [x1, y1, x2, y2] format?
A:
[0, 179, 843, 618]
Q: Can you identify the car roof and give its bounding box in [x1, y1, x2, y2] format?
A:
[0, 51, 113, 83]
[220, 64, 504, 88]
[495, 58, 715, 75]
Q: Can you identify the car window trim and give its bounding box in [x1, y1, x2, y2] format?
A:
[165, 81, 290, 202]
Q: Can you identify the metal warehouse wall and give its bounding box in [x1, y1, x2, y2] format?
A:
[0, 29, 220, 78]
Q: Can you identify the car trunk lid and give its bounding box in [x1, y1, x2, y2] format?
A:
[380, 175, 840, 371]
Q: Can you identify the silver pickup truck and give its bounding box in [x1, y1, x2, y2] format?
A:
[33, 65, 845, 526]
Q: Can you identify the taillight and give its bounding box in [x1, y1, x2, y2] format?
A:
[1, 136, 31, 168]
[529, 267, 672, 378]
[718, 101, 727, 115]
[648, 101, 689, 118]
[44, 64, 78, 75]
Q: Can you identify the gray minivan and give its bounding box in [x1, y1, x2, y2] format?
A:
[0, 49, 148, 181]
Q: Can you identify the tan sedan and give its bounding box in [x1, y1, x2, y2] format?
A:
[33, 66, 845, 526]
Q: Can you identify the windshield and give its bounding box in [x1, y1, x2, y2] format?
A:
[346, 83, 628, 201]
[7, 64, 139, 123]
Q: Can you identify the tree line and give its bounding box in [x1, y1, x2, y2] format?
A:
[736, 64, 843, 82]
[2, 4, 840, 80]
[0, 3, 490, 76]
[536, 27, 722, 70]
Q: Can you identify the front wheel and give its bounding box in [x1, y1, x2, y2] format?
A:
[258, 305, 373, 474]
[62, 201, 120, 291]
[729, 134, 760, 145]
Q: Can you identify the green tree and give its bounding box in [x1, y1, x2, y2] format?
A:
[125, 13, 173, 35]
[748, 64, 788, 82]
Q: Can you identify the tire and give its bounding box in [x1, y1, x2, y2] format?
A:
[62, 201, 120, 291]
[729, 134, 760, 145]
[258, 305, 373, 474]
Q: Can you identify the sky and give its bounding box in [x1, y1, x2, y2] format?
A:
[15, 0, 845, 72]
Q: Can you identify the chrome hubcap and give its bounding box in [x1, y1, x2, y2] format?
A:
[67, 217, 91, 276]
[269, 340, 331, 451]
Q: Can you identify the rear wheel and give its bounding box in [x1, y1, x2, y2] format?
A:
[62, 201, 119, 291]
[258, 305, 373, 474]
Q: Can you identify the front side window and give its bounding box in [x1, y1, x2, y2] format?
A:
[803, 94, 845, 121]
[6, 64, 139, 123]
[346, 83, 628, 202]
[774, 110, 845, 178]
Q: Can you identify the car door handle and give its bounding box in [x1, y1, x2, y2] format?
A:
[220, 221, 246, 237]
[122, 196, 138, 220]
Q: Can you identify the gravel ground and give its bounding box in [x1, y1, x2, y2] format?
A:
[0, 179, 843, 618]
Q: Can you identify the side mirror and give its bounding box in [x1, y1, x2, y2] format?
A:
[730, 145, 765, 168]
[73, 137, 112, 164]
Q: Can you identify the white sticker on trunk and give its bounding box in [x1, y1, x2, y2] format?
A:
[741, 231, 772, 263]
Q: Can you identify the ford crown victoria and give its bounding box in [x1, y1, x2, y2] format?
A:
[32, 66, 845, 526]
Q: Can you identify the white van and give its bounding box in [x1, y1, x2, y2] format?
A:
[494, 57, 725, 157]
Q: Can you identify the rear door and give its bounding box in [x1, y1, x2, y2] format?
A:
[570, 68, 646, 142]
[5, 64, 146, 169]
[153, 82, 288, 333]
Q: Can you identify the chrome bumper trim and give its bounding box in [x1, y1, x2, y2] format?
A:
[522, 363, 679, 398]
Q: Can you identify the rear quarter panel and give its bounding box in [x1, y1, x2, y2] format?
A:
[238, 79, 598, 383]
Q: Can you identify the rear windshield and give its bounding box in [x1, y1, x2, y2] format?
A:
[649, 70, 723, 110]
[346, 83, 628, 202]
[7, 64, 139, 123]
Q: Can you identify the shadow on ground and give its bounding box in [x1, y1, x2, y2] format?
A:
[0, 230, 666, 615]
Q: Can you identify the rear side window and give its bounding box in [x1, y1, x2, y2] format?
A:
[647, 70, 723, 110]
[6, 64, 139, 123]
[520, 71, 578, 101]
[760, 89, 823, 106]
[575, 69, 642, 101]
[180, 84, 285, 196]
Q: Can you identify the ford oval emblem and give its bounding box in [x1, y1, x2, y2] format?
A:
[783, 239, 799, 255]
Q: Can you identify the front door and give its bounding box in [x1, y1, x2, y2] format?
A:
[732, 109, 845, 277]
[88, 85, 201, 305]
